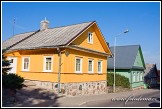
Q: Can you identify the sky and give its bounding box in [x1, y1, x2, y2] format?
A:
[2, 1, 161, 69]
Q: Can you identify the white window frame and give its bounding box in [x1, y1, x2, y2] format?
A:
[75, 57, 82, 73]
[140, 72, 143, 81]
[22, 57, 30, 71]
[43, 56, 53, 72]
[133, 72, 136, 82]
[88, 32, 93, 44]
[137, 72, 139, 82]
[88, 59, 94, 73]
[98, 60, 102, 74]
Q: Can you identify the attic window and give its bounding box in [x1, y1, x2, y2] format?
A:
[88, 32, 93, 44]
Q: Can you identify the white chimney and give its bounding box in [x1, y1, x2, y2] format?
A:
[40, 17, 49, 31]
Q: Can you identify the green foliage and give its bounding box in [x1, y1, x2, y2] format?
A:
[2, 49, 11, 75]
[107, 73, 130, 88]
[2, 49, 24, 91]
[2, 74, 24, 90]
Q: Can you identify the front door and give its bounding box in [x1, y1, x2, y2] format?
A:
[7, 57, 17, 74]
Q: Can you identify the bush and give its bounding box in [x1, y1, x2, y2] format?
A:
[2, 74, 24, 90]
[107, 73, 130, 88]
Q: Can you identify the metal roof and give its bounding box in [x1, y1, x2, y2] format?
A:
[3, 21, 94, 50]
[108, 45, 145, 70]
[2, 31, 34, 49]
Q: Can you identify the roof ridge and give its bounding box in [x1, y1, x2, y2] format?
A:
[48, 20, 95, 29]
[3, 21, 95, 42]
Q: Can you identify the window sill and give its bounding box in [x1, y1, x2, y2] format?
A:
[75, 72, 82, 74]
[88, 72, 94, 74]
[21, 70, 29, 72]
[43, 71, 53, 72]
[88, 42, 93, 44]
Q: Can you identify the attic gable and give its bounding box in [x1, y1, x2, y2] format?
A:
[70, 22, 111, 55]
[133, 46, 146, 69]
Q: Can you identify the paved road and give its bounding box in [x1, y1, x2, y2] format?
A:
[80, 91, 160, 107]
[11, 81, 160, 107]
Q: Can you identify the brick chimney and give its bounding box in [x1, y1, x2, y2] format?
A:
[40, 17, 49, 31]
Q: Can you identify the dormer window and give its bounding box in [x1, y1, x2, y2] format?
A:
[88, 32, 93, 44]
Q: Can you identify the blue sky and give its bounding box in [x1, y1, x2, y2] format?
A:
[2, 2, 160, 69]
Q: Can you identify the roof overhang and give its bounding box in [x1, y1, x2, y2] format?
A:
[67, 45, 109, 57]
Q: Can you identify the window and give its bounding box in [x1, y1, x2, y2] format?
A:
[133, 72, 136, 82]
[88, 32, 93, 44]
[140, 72, 143, 81]
[10, 59, 13, 63]
[44, 56, 53, 72]
[88, 59, 94, 73]
[98, 61, 102, 73]
[137, 72, 139, 82]
[22, 57, 30, 71]
[75, 57, 82, 73]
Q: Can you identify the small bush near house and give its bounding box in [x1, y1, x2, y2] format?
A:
[107, 73, 130, 88]
[2, 74, 24, 90]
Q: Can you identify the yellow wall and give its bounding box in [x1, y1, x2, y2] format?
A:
[5, 49, 60, 82]
[62, 48, 107, 83]
[72, 25, 105, 53]
[5, 48, 108, 83]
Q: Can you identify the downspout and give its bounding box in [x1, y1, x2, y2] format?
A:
[57, 47, 61, 93]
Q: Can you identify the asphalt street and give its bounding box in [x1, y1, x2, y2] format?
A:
[80, 90, 160, 107]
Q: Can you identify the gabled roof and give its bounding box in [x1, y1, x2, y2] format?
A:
[144, 64, 154, 75]
[108, 45, 145, 70]
[3, 21, 95, 50]
[144, 64, 158, 78]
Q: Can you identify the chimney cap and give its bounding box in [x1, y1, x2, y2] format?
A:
[40, 17, 49, 30]
[41, 17, 49, 23]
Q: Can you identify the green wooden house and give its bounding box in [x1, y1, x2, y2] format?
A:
[107, 45, 146, 89]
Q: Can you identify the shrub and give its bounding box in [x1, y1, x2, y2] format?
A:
[107, 73, 130, 88]
[2, 74, 24, 90]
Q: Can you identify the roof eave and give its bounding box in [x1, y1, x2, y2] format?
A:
[68, 45, 109, 56]
[5, 45, 66, 52]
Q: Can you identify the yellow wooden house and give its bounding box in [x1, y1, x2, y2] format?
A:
[3, 19, 112, 96]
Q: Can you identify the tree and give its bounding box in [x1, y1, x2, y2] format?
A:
[2, 49, 24, 90]
[2, 49, 11, 75]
